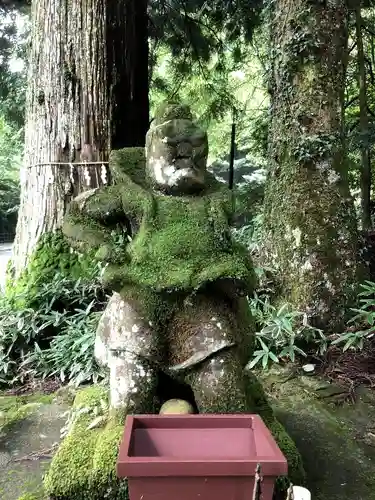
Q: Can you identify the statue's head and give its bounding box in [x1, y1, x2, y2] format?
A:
[145, 101, 208, 194]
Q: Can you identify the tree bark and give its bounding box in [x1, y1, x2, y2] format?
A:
[264, 0, 363, 331]
[355, 4, 372, 230]
[12, 0, 149, 276]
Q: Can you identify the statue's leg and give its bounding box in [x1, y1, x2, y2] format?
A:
[166, 289, 252, 412]
[95, 289, 166, 413]
[107, 350, 159, 413]
[184, 348, 251, 413]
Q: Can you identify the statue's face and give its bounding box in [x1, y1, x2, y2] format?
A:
[146, 118, 208, 194]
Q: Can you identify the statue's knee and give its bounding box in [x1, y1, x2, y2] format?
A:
[191, 350, 243, 393]
[109, 354, 158, 410]
[189, 351, 248, 413]
[95, 292, 158, 365]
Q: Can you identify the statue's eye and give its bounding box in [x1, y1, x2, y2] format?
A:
[163, 137, 177, 147]
[191, 132, 206, 147]
[191, 138, 203, 148]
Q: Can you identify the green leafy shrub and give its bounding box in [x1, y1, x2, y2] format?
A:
[332, 280, 375, 351]
[0, 115, 23, 235]
[0, 268, 108, 386]
[233, 212, 264, 253]
[22, 298, 106, 386]
[247, 293, 327, 369]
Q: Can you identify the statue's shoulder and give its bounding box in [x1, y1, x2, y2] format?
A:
[73, 187, 100, 209]
[109, 147, 148, 188]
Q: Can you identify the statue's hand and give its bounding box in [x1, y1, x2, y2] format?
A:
[215, 277, 249, 298]
[101, 263, 127, 292]
[95, 243, 129, 265]
[95, 244, 112, 262]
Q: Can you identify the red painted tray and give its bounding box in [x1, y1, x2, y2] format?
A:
[117, 414, 287, 500]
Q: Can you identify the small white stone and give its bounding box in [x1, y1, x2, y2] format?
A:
[301, 259, 313, 272]
[292, 486, 311, 500]
[292, 227, 302, 247]
[327, 170, 340, 184]
[302, 364, 315, 373]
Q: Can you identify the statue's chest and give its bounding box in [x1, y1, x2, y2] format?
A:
[156, 196, 209, 226]
[149, 196, 221, 257]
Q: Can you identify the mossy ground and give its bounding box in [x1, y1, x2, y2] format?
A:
[258, 364, 375, 500]
[17, 494, 43, 500]
[0, 393, 54, 433]
[44, 386, 128, 500]
[7, 369, 375, 500]
[44, 380, 303, 499]
[0, 391, 69, 500]
[17, 494, 42, 500]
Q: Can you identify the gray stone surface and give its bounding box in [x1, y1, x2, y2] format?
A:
[0, 402, 69, 500]
[259, 365, 375, 500]
[0, 243, 12, 292]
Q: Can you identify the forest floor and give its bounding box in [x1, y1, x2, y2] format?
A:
[1, 364, 375, 499]
[258, 364, 375, 500]
[317, 339, 375, 390]
[0, 389, 70, 500]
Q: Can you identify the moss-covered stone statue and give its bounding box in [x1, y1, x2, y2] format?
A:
[47, 101, 304, 499]
[63, 101, 258, 414]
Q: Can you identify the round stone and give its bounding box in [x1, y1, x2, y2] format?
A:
[159, 399, 195, 415]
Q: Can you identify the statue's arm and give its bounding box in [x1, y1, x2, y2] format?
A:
[118, 176, 149, 218]
[62, 185, 124, 255]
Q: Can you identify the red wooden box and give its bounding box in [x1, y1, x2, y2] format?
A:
[117, 414, 287, 500]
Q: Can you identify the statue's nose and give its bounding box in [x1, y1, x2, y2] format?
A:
[176, 142, 192, 157]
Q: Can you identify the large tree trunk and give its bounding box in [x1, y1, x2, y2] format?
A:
[12, 0, 149, 276]
[355, 4, 372, 231]
[263, 0, 363, 331]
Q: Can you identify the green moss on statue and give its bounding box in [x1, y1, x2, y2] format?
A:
[63, 149, 255, 295]
[7, 229, 98, 308]
[44, 386, 128, 500]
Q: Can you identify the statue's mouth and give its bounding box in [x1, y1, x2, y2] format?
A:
[174, 157, 195, 171]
